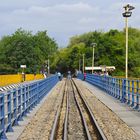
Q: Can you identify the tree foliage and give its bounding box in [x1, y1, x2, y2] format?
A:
[0, 27, 140, 77]
[53, 28, 140, 77]
[0, 28, 58, 74]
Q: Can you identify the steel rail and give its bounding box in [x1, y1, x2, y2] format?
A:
[70, 80, 92, 140]
[63, 80, 69, 140]
[50, 81, 66, 140]
[72, 79, 107, 140]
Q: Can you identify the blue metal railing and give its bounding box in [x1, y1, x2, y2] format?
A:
[77, 73, 140, 110]
[0, 75, 59, 139]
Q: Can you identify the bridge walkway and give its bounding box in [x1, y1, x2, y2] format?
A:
[3, 77, 140, 139]
[79, 79, 140, 137]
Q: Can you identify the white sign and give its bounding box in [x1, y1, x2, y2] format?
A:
[20, 65, 26, 68]
[85, 66, 115, 71]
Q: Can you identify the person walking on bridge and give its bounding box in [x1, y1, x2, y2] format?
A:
[58, 72, 61, 81]
[84, 72, 86, 80]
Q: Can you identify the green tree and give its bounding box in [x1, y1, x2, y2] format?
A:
[0, 28, 58, 74]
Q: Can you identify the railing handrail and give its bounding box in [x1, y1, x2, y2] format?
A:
[77, 73, 140, 111]
[0, 74, 59, 139]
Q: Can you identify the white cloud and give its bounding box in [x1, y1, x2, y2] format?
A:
[0, 1, 139, 46]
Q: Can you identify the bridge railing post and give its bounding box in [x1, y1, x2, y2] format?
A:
[113, 78, 116, 97]
[135, 80, 139, 109]
[25, 85, 29, 113]
[125, 79, 128, 103]
[34, 82, 38, 106]
[108, 77, 111, 95]
[28, 84, 32, 111]
[111, 77, 114, 96]
[131, 80, 135, 107]
[116, 78, 119, 98]
[0, 93, 7, 139]
[12, 89, 18, 126]
[121, 79, 126, 103]
[21, 85, 26, 117]
[127, 80, 130, 105]
[6, 91, 13, 132]
[17, 87, 22, 121]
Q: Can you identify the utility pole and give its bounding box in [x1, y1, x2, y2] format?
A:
[83, 54, 85, 74]
[91, 43, 97, 74]
[122, 4, 135, 79]
[48, 59, 50, 75]
[79, 57, 81, 71]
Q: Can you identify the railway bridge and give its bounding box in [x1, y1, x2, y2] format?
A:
[0, 74, 140, 140]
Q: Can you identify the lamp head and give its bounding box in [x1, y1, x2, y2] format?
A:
[122, 11, 132, 17]
[91, 43, 97, 47]
[123, 4, 135, 11]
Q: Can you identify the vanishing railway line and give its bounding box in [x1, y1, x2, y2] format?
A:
[50, 79, 106, 140]
[18, 78, 139, 140]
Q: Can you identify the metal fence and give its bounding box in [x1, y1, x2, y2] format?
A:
[77, 73, 140, 110]
[0, 75, 58, 139]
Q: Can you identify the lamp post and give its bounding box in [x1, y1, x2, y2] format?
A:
[83, 54, 85, 74]
[20, 65, 26, 82]
[79, 57, 81, 72]
[48, 58, 50, 75]
[91, 43, 97, 74]
[122, 4, 135, 79]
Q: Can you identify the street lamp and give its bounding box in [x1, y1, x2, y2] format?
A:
[122, 4, 135, 79]
[91, 43, 97, 74]
[20, 65, 26, 82]
[48, 58, 50, 75]
[83, 54, 85, 74]
[79, 56, 81, 72]
[45, 59, 50, 75]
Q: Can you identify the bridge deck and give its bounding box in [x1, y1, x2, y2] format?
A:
[6, 78, 140, 139]
[6, 82, 61, 140]
[81, 79, 140, 137]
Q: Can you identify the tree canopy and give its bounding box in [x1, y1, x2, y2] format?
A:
[0, 27, 140, 77]
[0, 28, 58, 74]
[52, 28, 140, 77]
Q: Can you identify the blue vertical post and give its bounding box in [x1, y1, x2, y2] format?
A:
[28, 85, 31, 111]
[17, 87, 22, 121]
[135, 80, 139, 109]
[22, 86, 26, 116]
[34, 83, 38, 106]
[113, 78, 116, 97]
[107, 77, 110, 94]
[0, 93, 7, 139]
[131, 80, 135, 107]
[109, 77, 111, 95]
[118, 79, 121, 99]
[115, 78, 118, 98]
[127, 80, 130, 105]
[12, 89, 18, 126]
[111, 78, 113, 96]
[37, 82, 41, 103]
[112, 78, 115, 97]
[121, 79, 126, 103]
[104, 76, 107, 92]
[6, 91, 13, 132]
[125, 79, 128, 103]
[116, 78, 120, 99]
[25, 85, 30, 113]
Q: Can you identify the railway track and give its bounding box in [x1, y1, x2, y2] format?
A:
[50, 79, 107, 140]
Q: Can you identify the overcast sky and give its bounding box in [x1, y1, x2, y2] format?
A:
[0, 0, 139, 46]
